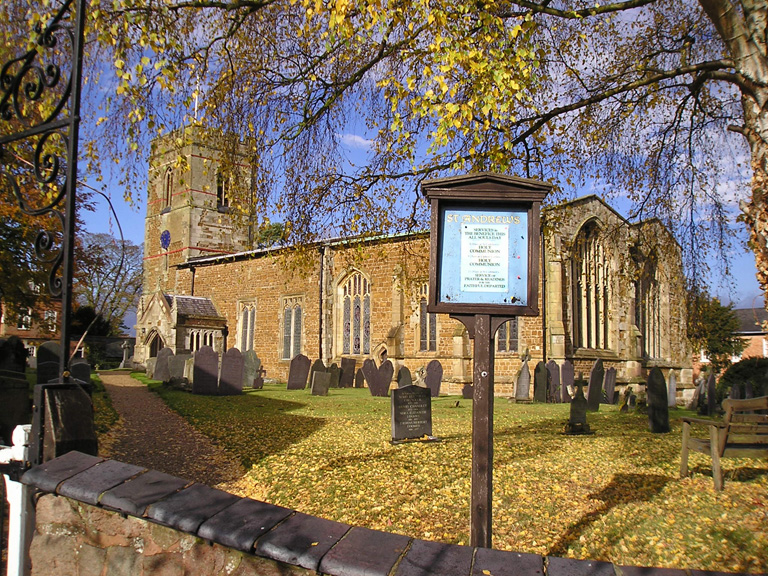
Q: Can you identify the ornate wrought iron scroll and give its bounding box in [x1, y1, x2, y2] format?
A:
[0, 0, 87, 378]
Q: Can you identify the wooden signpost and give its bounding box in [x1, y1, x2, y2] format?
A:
[422, 173, 550, 548]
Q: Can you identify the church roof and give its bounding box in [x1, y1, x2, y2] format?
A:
[164, 295, 221, 318]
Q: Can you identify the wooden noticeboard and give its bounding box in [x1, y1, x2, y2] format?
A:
[422, 173, 551, 548]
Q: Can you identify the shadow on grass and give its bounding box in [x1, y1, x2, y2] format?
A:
[153, 385, 328, 469]
[690, 464, 768, 484]
[547, 473, 671, 557]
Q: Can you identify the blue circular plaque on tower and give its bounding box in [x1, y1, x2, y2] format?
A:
[160, 229, 171, 250]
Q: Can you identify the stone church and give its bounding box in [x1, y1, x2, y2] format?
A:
[135, 127, 692, 395]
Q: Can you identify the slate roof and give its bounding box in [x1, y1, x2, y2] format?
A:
[163, 294, 221, 318]
[733, 307, 768, 335]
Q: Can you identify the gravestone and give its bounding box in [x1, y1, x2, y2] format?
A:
[425, 360, 443, 398]
[688, 378, 704, 410]
[391, 385, 433, 442]
[397, 365, 413, 388]
[563, 382, 591, 434]
[192, 346, 219, 395]
[354, 368, 365, 388]
[243, 350, 260, 389]
[168, 354, 191, 385]
[603, 367, 617, 405]
[462, 383, 473, 399]
[586, 359, 604, 412]
[69, 359, 92, 393]
[546, 360, 560, 403]
[119, 340, 132, 369]
[515, 360, 531, 402]
[328, 363, 341, 388]
[309, 359, 327, 389]
[219, 348, 244, 395]
[184, 357, 195, 383]
[154, 347, 174, 383]
[730, 383, 741, 399]
[0, 337, 26, 372]
[667, 370, 677, 408]
[41, 383, 98, 461]
[0, 338, 30, 445]
[533, 361, 548, 403]
[287, 354, 311, 390]
[37, 341, 61, 385]
[561, 360, 574, 403]
[706, 373, 717, 416]
[311, 371, 331, 396]
[339, 357, 356, 388]
[145, 358, 157, 380]
[646, 367, 670, 433]
[362, 358, 393, 397]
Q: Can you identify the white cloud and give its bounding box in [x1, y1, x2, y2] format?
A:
[338, 133, 373, 150]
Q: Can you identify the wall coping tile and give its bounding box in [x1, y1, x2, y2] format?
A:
[99, 469, 190, 516]
[146, 482, 241, 533]
[58, 460, 145, 506]
[20, 451, 767, 576]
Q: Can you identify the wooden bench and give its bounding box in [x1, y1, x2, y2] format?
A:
[680, 395, 768, 490]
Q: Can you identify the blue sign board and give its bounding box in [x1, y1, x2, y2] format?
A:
[438, 206, 529, 307]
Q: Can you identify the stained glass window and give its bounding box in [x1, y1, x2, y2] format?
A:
[281, 297, 303, 359]
[239, 303, 256, 352]
[341, 272, 370, 355]
[497, 318, 519, 353]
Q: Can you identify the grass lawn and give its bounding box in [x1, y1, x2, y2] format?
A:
[142, 378, 767, 573]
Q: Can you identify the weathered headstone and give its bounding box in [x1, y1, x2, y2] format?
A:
[309, 359, 327, 389]
[706, 372, 717, 416]
[69, 359, 92, 392]
[397, 365, 413, 388]
[688, 378, 704, 410]
[154, 347, 174, 383]
[219, 348, 244, 395]
[311, 371, 331, 396]
[0, 338, 30, 444]
[37, 341, 61, 385]
[745, 381, 755, 399]
[168, 354, 191, 385]
[586, 359, 604, 412]
[646, 367, 670, 433]
[533, 361, 548, 403]
[41, 384, 98, 461]
[354, 369, 365, 388]
[119, 340, 132, 369]
[425, 360, 443, 398]
[287, 354, 311, 390]
[667, 370, 677, 408]
[462, 383, 473, 399]
[603, 367, 617, 405]
[391, 385, 433, 442]
[563, 382, 591, 434]
[339, 357, 356, 388]
[561, 360, 574, 403]
[192, 346, 219, 395]
[243, 350, 259, 389]
[546, 360, 561, 403]
[145, 357, 157, 380]
[328, 363, 341, 388]
[515, 360, 531, 402]
[729, 383, 741, 399]
[362, 358, 393, 397]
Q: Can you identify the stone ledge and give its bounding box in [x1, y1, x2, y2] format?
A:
[21, 451, 765, 576]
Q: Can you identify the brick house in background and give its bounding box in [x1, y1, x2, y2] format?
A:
[733, 307, 768, 359]
[0, 294, 61, 362]
[134, 127, 692, 396]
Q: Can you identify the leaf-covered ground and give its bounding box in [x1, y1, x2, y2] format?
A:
[148, 381, 768, 573]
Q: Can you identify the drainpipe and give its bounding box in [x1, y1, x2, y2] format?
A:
[318, 245, 325, 362]
[541, 231, 547, 362]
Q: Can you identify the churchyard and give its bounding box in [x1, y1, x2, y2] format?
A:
[133, 373, 768, 574]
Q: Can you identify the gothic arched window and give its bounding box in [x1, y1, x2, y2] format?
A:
[571, 221, 611, 350]
[163, 168, 173, 207]
[636, 256, 661, 360]
[341, 272, 370, 355]
[282, 297, 303, 359]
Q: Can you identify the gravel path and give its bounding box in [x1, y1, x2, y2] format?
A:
[97, 372, 245, 487]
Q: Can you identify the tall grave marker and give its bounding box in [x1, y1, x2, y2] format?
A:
[423, 173, 550, 548]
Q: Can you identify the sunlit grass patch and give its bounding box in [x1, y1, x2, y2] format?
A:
[146, 380, 768, 573]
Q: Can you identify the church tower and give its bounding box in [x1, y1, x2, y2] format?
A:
[135, 126, 253, 363]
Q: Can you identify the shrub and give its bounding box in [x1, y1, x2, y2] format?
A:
[716, 358, 768, 403]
